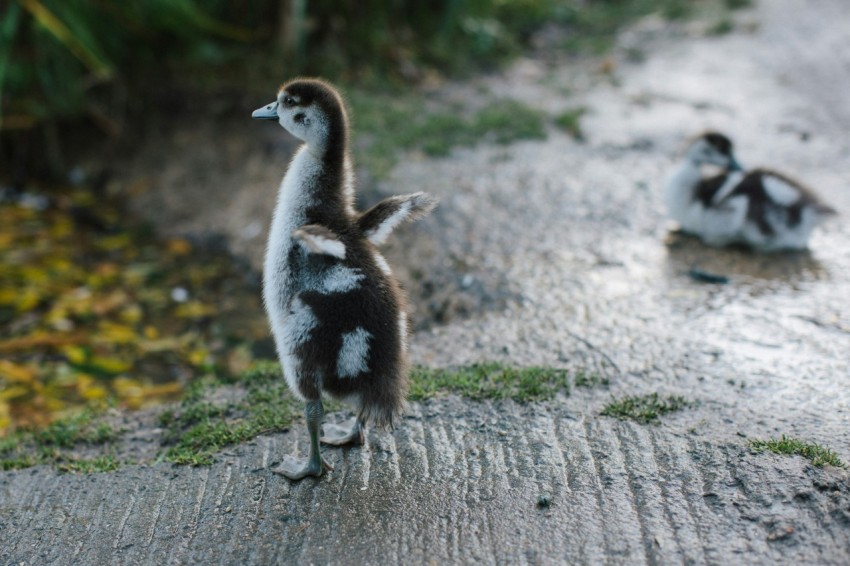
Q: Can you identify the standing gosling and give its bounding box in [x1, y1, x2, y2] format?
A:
[665, 132, 836, 251]
[252, 78, 436, 480]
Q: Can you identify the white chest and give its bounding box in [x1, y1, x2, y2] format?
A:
[262, 146, 321, 311]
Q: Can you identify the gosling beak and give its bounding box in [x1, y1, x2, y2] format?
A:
[252, 101, 279, 120]
[728, 155, 744, 172]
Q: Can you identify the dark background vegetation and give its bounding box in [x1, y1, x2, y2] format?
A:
[0, 0, 705, 183]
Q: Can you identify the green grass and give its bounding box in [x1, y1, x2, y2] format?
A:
[160, 361, 591, 465]
[749, 436, 846, 468]
[559, 0, 694, 54]
[33, 413, 118, 448]
[601, 393, 691, 424]
[56, 455, 120, 474]
[554, 107, 587, 140]
[158, 361, 300, 466]
[707, 18, 734, 36]
[409, 363, 572, 402]
[0, 410, 118, 471]
[2, 361, 602, 470]
[574, 371, 609, 389]
[349, 92, 546, 176]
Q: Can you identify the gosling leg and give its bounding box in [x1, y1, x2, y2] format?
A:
[272, 400, 333, 480]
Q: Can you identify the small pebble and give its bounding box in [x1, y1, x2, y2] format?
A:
[537, 493, 553, 508]
[687, 268, 729, 284]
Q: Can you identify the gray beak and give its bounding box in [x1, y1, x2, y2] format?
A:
[728, 155, 744, 172]
[252, 101, 279, 120]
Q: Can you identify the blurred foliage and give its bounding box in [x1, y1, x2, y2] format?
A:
[0, 0, 710, 132]
[1, 0, 265, 127]
[0, 188, 266, 435]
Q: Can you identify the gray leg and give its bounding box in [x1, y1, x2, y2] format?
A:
[272, 400, 333, 480]
[321, 418, 366, 447]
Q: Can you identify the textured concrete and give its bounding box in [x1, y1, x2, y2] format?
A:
[4, 1, 850, 564]
[3, 399, 849, 564]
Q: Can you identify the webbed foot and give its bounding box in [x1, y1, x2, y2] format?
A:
[273, 399, 333, 481]
[321, 419, 366, 447]
[272, 453, 334, 481]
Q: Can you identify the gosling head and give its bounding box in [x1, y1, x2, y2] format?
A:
[252, 78, 349, 156]
[684, 132, 744, 171]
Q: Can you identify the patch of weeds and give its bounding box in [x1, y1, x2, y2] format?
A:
[1, 454, 37, 471]
[33, 411, 118, 448]
[574, 371, 609, 389]
[409, 362, 570, 402]
[707, 19, 734, 36]
[724, 0, 752, 9]
[159, 362, 300, 466]
[348, 90, 545, 176]
[554, 107, 587, 140]
[56, 455, 120, 474]
[601, 393, 691, 424]
[560, 0, 695, 54]
[472, 100, 547, 146]
[749, 436, 846, 468]
[0, 410, 119, 471]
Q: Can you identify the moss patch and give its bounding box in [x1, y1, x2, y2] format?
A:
[409, 363, 574, 402]
[3, 361, 608, 471]
[707, 18, 734, 36]
[1, 410, 118, 471]
[159, 362, 300, 466]
[601, 393, 691, 424]
[749, 436, 846, 468]
[554, 107, 587, 140]
[56, 455, 121, 474]
[349, 92, 546, 176]
[574, 371, 610, 389]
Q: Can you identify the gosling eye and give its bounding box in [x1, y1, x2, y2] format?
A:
[283, 96, 297, 107]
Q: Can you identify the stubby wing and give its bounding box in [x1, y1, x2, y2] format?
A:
[357, 192, 437, 245]
[293, 224, 346, 259]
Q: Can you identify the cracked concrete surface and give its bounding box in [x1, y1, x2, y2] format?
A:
[3, 1, 850, 563]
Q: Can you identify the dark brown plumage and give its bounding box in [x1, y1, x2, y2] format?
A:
[252, 78, 436, 479]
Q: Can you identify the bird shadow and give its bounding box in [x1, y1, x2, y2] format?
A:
[662, 230, 828, 289]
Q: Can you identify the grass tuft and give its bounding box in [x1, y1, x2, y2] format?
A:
[2, 361, 607, 470]
[32, 411, 118, 448]
[409, 363, 571, 403]
[555, 107, 587, 140]
[707, 19, 734, 36]
[159, 363, 299, 466]
[574, 371, 610, 389]
[749, 436, 846, 468]
[1, 410, 118, 471]
[601, 393, 690, 423]
[56, 455, 120, 474]
[349, 93, 547, 176]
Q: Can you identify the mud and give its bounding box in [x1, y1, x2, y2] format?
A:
[3, 0, 850, 563]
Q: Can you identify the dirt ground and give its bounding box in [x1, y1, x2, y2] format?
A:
[3, 0, 850, 563]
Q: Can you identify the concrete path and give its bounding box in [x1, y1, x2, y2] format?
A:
[3, 1, 850, 564]
[3, 398, 848, 564]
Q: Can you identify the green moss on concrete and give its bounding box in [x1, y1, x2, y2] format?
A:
[601, 393, 691, 424]
[749, 436, 846, 468]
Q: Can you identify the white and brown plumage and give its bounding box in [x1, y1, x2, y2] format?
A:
[665, 132, 836, 251]
[252, 78, 436, 480]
